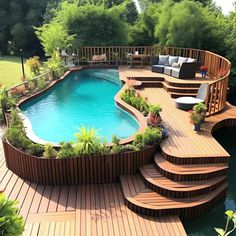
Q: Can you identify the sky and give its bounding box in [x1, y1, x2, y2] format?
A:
[214, 0, 234, 14]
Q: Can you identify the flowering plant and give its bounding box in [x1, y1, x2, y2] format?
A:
[189, 110, 202, 125]
[200, 66, 208, 72]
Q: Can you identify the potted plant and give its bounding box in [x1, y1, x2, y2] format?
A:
[193, 103, 207, 122]
[200, 65, 208, 78]
[189, 110, 202, 131]
[148, 104, 162, 126]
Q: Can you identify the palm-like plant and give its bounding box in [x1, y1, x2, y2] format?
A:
[0, 194, 24, 236]
[73, 127, 104, 156]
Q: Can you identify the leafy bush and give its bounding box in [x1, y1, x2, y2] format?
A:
[133, 127, 162, 147]
[0, 87, 16, 111]
[8, 109, 23, 129]
[111, 135, 123, 154]
[44, 51, 65, 79]
[73, 127, 105, 156]
[5, 127, 30, 149]
[149, 104, 162, 116]
[37, 77, 47, 91]
[122, 144, 140, 152]
[57, 142, 74, 159]
[0, 109, 4, 123]
[26, 56, 40, 76]
[0, 194, 24, 236]
[26, 143, 44, 156]
[43, 144, 57, 158]
[121, 88, 150, 115]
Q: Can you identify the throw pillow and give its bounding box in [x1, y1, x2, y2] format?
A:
[187, 58, 197, 63]
[172, 62, 180, 68]
[168, 56, 179, 66]
[178, 57, 188, 66]
[158, 55, 169, 65]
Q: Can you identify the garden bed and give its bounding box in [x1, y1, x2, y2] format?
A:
[3, 140, 157, 185]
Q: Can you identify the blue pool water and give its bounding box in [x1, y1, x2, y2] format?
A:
[20, 69, 139, 143]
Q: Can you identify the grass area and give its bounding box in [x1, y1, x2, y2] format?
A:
[0, 56, 31, 88]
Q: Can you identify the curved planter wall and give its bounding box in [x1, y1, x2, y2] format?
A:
[3, 140, 157, 186]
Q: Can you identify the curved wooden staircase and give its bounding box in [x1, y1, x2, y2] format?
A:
[120, 152, 228, 220]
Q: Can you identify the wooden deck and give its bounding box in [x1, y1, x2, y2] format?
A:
[0, 125, 186, 236]
[1, 65, 236, 234]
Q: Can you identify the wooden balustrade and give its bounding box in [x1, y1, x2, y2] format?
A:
[76, 46, 231, 115]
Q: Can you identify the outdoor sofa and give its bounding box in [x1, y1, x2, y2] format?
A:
[151, 55, 200, 79]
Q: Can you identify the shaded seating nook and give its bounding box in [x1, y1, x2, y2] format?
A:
[151, 55, 200, 79]
[175, 83, 209, 111]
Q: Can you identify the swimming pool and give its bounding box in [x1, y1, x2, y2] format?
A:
[20, 69, 139, 143]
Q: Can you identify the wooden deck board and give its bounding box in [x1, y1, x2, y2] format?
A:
[140, 87, 229, 158]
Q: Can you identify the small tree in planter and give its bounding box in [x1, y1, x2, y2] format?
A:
[193, 103, 207, 122]
[147, 105, 162, 127]
[189, 110, 202, 131]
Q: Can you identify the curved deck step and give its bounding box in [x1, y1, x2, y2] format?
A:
[140, 164, 226, 198]
[120, 175, 227, 220]
[154, 153, 228, 181]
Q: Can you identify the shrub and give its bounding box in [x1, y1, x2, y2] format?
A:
[8, 109, 23, 129]
[37, 77, 47, 91]
[122, 144, 140, 152]
[73, 127, 105, 156]
[149, 105, 162, 116]
[0, 193, 24, 236]
[58, 142, 74, 159]
[121, 88, 150, 115]
[0, 109, 4, 123]
[26, 56, 40, 76]
[26, 143, 44, 156]
[133, 127, 163, 147]
[143, 127, 162, 145]
[5, 127, 30, 149]
[0, 88, 16, 112]
[44, 51, 65, 79]
[43, 144, 57, 158]
[111, 135, 122, 154]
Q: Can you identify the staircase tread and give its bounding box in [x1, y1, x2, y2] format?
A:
[155, 153, 228, 175]
[140, 164, 226, 192]
[120, 175, 227, 210]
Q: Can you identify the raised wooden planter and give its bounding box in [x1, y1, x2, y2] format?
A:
[3, 140, 157, 186]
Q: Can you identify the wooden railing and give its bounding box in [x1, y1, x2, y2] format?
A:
[76, 46, 231, 115]
[6, 70, 53, 98]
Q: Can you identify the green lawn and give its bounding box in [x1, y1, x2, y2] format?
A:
[0, 56, 31, 88]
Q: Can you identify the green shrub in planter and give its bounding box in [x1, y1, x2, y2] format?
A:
[0, 194, 24, 236]
[26, 143, 44, 156]
[43, 144, 57, 158]
[58, 142, 74, 159]
[111, 135, 123, 154]
[73, 127, 105, 156]
[5, 127, 31, 149]
[133, 127, 163, 147]
[8, 109, 23, 129]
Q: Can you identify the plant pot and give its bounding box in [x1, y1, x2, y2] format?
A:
[200, 71, 207, 78]
[193, 123, 201, 131]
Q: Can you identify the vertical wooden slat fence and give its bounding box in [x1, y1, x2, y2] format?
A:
[3, 140, 157, 185]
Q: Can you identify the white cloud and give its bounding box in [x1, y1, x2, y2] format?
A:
[214, 0, 234, 15]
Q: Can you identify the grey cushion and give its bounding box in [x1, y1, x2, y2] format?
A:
[164, 67, 172, 76]
[158, 55, 169, 65]
[168, 56, 179, 66]
[178, 57, 188, 66]
[172, 62, 180, 68]
[187, 57, 197, 63]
